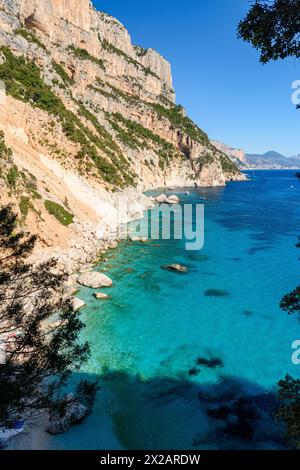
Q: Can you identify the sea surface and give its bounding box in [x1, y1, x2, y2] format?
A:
[21, 170, 300, 449]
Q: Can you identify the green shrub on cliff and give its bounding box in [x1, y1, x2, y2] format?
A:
[150, 103, 209, 144]
[219, 154, 240, 174]
[102, 39, 159, 79]
[15, 27, 46, 50]
[108, 113, 178, 170]
[0, 47, 135, 187]
[0, 130, 12, 160]
[68, 45, 105, 70]
[6, 164, 19, 188]
[44, 200, 74, 226]
[19, 195, 31, 220]
[52, 60, 74, 86]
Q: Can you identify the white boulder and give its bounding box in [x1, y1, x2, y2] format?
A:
[78, 271, 113, 288]
[71, 297, 86, 311]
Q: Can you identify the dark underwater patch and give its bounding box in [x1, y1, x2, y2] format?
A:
[204, 289, 230, 297]
[243, 310, 254, 317]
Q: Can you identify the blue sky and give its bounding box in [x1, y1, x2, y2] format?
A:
[93, 0, 299, 156]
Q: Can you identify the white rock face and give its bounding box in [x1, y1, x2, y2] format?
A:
[211, 140, 246, 163]
[78, 271, 113, 289]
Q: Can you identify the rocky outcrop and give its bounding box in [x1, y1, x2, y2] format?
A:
[211, 140, 246, 163]
[46, 394, 89, 435]
[211, 140, 249, 170]
[162, 264, 189, 273]
[78, 271, 113, 289]
[155, 194, 180, 204]
[94, 292, 110, 300]
[0, 0, 245, 269]
[71, 297, 86, 311]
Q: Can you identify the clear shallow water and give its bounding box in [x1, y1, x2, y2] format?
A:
[48, 170, 300, 450]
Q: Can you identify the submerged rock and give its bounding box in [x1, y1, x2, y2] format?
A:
[243, 310, 254, 317]
[162, 264, 188, 273]
[78, 271, 113, 289]
[188, 368, 200, 377]
[196, 357, 224, 368]
[224, 418, 254, 441]
[204, 289, 229, 297]
[207, 405, 231, 420]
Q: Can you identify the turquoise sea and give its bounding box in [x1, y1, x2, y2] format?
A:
[44, 170, 300, 449]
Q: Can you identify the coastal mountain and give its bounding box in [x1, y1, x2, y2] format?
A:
[245, 151, 300, 169]
[0, 0, 243, 270]
[210, 140, 248, 169]
[212, 140, 300, 170]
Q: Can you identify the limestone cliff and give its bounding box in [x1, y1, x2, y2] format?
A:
[0, 0, 244, 269]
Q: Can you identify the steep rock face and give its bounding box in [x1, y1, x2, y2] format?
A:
[19, 0, 92, 31]
[0, 0, 244, 267]
[211, 140, 246, 163]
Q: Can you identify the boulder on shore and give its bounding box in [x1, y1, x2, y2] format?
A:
[64, 285, 78, 297]
[155, 194, 180, 204]
[167, 195, 180, 204]
[78, 271, 113, 289]
[71, 297, 85, 311]
[46, 395, 88, 435]
[129, 236, 149, 243]
[162, 264, 188, 273]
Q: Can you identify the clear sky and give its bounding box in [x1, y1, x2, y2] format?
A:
[93, 0, 299, 156]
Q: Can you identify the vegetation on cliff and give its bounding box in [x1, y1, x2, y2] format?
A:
[102, 39, 159, 79]
[150, 103, 209, 145]
[108, 112, 180, 169]
[44, 200, 74, 226]
[0, 46, 135, 187]
[68, 45, 106, 71]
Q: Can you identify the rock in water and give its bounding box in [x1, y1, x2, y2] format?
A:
[71, 297, 85, 311]
[196, 357, 224, 368]
[78, 271, 113, 288]
[204, 289, 229, 297]
[162, 264, 188, 273]
[155, 194, 180, 204]
[167, 195, 180, 204]
[46, 397, 88, 435]
[155, 194, 168, 204]
[94, 292, 110, 300]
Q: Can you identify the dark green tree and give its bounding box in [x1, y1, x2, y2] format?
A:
[0, 205, 97, 427]
[277, 375, 300, 448]
[238, 0, 300, 63]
